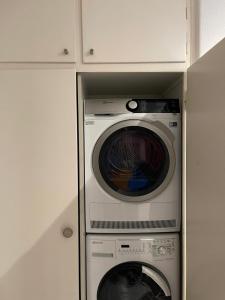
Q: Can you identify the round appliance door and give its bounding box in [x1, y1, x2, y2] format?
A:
[92, 120, 175, 202]
[97, 262, 171, 300]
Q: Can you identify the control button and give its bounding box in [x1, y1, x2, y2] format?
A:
[158, 246, 167, 256]
[127, 100, 138, 110]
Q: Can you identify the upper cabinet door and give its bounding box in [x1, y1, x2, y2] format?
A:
[0, 68, 79, 300]
[82, 0, 187, 63]
[0, 0, 75, 62]
[186, 38, 225, 300]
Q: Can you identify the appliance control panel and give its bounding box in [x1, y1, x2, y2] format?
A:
[88, 237, 177, 260]
[116, 238, 176, 258]
[85, 98, 180, 114]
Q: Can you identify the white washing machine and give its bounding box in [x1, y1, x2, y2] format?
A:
[86, 234, 180, 300]
[85, 98, 181, 233]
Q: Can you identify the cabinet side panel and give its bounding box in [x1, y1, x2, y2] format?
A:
[186, 39, 225, 300]
[77, 74, 86, 300]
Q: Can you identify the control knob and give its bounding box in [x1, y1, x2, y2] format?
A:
[158, 246, 167, 256]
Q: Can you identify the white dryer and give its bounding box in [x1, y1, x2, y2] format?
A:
[85, 98, 181, 233]
[86, 233, 180, 300]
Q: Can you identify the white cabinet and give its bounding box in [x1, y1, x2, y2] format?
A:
[186, 39, 225, 299]
[77, 38, 225, 299]
[0, 67, 79, 300]
[0, 0, 76, 62]
[82, 0, 187, 63]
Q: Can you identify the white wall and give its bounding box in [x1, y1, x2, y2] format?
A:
[192, 0, 225, 60]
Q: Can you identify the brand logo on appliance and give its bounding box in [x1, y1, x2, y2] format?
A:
[92, 241, 103, 244]
[102, 100, 113, 104]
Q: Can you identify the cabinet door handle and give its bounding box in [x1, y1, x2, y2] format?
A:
[63, 48, 69, 55]
[89, 48, 94, 55]
[62, 227, 73, 238]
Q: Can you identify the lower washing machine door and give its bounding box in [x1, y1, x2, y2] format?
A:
[97, 262, 171, 300]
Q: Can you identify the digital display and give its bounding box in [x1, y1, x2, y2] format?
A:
[131, 99, 180, 113]
[121, 245, 130, 248]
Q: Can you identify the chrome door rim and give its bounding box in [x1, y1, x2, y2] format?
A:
[92, 119, 176, 202]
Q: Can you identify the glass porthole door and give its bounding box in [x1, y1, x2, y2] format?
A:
[93, 120, 175, 202]
[97, 262, 171, 300]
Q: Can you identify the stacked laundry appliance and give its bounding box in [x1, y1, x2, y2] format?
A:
[84, 98, 181, 300]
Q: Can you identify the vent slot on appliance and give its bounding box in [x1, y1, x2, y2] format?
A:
[90, 219, 176, 229]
